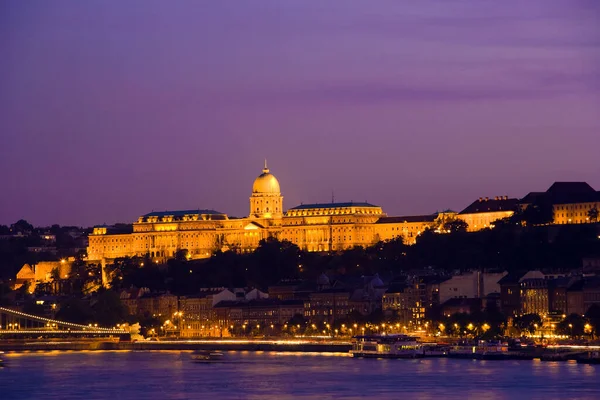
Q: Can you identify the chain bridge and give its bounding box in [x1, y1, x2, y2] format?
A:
[0, 306, 128, 339]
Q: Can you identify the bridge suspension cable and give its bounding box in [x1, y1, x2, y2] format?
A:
[0, 306, 126, 332]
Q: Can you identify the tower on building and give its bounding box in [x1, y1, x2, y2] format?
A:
[249, 160, 283, 219]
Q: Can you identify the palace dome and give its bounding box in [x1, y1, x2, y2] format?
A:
[252, 162, 280, 194]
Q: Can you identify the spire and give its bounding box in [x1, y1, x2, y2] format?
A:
[263, 159, 269, 173]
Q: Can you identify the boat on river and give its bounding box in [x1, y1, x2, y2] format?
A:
[577, 351, 600, 365]
[191, 350, 225, 362]
[448, 340, 509, 360]
[351, 334, 424, 359]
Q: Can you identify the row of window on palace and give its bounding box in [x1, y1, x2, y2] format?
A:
[98, 233, 218, 243]
[557, 213, 592, 218]
[555, 204, 598, 210]
[287, 209, 381, 217]
[285, 219, 369, 225]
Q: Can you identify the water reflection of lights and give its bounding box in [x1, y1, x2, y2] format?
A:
[269, 351, 350, 357]
[4, 349, 133, 357]
[152, 339, 351, 346]
[546, 345, 600, 350]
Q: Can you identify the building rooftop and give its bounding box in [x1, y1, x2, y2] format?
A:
[498, 272, 526, 285]
[289, 201, 379, 210]
[583, 276, 600, 289]
[269, 279, 307, 288]
[459, 197, 519, 215]
[384, 284, 410, 294]
[547, 182, 596, 196]
[142, 209, 224, 218]
[376, 214, 438, 224]
[520, 182, 600, 205]
[92, 224, 133, 234]
[567, 280, 585, 291]
[519, 192, 545, 205]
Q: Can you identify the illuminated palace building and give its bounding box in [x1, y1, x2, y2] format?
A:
[87, 163, 515, 263]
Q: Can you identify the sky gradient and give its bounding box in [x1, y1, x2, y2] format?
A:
[1, 0, 599, 227]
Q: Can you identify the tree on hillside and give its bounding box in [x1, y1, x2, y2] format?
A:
[248, 237, 302, 287]
[11, 219, 33, 234]
[50, 267, 61, 282]
[585, 304, 600, 338]
[522, 199, 554, 226]
[371, 236, 406, 262]
[92, 290, 128, 327]
[514, 313, 542, 335]
[443, 219, 469, 233]
[56, 298, 94, 325]
[588, 207, 599, 223]
[287, 313, 308, 334]
[174, 249, 189, 262]
[23, 301, 46, 317]
[556, 314, 586, 338]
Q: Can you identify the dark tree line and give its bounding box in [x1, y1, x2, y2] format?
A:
[97, 221, 600, 297]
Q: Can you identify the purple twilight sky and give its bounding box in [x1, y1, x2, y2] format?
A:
[1, 0, 599, 227]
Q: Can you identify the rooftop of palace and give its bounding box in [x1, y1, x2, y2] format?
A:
[137, 209, 228, 223]
[285, 201, 384, 217]
[142, 209, 225, 218]
[376, 214, 439, 224]
[520, 182, 600, 205]
[458, 197, 519, 215]
[289, 201, 379, 210]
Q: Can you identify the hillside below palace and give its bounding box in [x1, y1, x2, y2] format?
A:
[87, 163, 515, 263]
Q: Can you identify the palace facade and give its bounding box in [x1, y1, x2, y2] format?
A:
[87, 163, 450, 263]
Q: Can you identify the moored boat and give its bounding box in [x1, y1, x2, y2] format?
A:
[351, 334, 424, 359]
[191, 350, 225, 362]
[423, 343, 448, 357]
[448, 340, 509, 360]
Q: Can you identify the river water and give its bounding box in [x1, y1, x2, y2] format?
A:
[1, 351, 598, 399]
